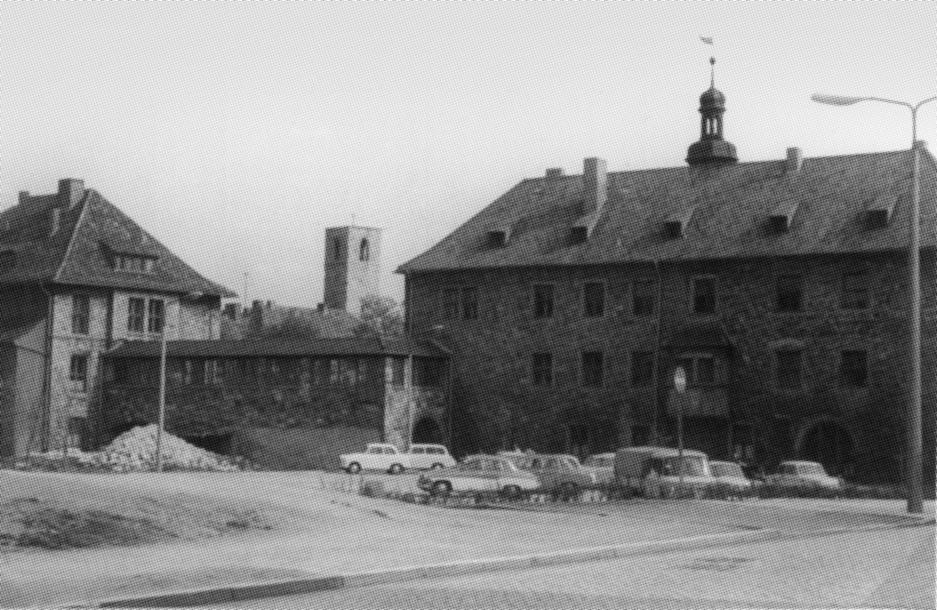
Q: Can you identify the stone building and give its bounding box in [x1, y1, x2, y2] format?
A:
[398, 77, 937, 485]
[323, 225, 382, 317]
[99, 337, 449, 469]
[0, 179, 233, 458]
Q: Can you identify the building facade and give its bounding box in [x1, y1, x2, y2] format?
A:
[399, 81, 937, 486]
[0, 179, 233, 458]
[99, 337, 450, 469]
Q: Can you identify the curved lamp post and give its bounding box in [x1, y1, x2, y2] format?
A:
[812, 93, 937, 515]
[155, 291, 203, 472]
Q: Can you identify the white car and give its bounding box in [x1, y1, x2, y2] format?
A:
[765, 460, 844, 490]
[406, 444, 457, 470]
[708, 460, 754, 490]
[340, 443, 409, 474]
[418, 454, 540, 496]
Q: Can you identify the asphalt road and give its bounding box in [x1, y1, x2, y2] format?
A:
[206, 525, 935, 609]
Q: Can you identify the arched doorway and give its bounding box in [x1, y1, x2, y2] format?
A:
[797, 420, 854, 477]
[412, 416, 444, 444]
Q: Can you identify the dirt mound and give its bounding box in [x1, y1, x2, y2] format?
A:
[20, 425, 244, 472]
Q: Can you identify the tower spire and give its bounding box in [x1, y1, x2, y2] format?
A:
[686, 56, 738, 166]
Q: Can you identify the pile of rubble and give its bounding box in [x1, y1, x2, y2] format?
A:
[20, 425, 243, 473]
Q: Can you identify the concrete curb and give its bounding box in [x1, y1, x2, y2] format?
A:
[66, 518, 935, 609]
[76, 529, 778, 608]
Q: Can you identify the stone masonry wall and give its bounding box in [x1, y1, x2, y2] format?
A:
[406, 251, 936, 483]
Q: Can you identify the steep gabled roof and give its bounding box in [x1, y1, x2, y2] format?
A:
[0, 186, 234, 297]
[398, 149, 937, 273]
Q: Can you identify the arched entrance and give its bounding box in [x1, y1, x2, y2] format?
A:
[412, 416, 444, 444]
[797, 420, 854, 476]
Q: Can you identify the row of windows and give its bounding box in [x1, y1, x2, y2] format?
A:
[439, 270, 875, 321]
[528, 349, 871, 389]
[532, 351, 659, 388]
[70, 295, 166, 335]
[113, 254, 156, 273]
[110, 356, 447, 388]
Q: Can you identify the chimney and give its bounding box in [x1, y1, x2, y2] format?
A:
[785, 147, 803, 174]
[58, 179, 85, 209]
[583, 157, 607, 215]
[18, 191, 29, 205]
[914, 140, 928, 151]
[545, 168, 564, 180]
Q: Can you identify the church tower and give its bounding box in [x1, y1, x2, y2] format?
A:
[686, 57, 739, 166]
[323, 226, 382, 317]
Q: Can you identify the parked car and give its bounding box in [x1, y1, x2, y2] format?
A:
[509, 453, 596, 493]
[614, 446, 715, 495]
[417, 454, 539, 496]
[339, 443, 409, 474]
[581, 452, 616, 484]
[708, 460, 754, 490]
[764, 460, 844, 490]
[406, 444, 457, 470]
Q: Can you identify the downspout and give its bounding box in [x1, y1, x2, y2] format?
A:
[651, 258, 663, 445]
[38, 283, 54, 453]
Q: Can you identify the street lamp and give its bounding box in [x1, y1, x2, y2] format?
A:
[673, 366, 687, 491]
[812, 92, 937, 515]
[155, 291, 203, 472]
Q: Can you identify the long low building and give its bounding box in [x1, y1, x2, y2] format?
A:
[99, 337, 450, 469]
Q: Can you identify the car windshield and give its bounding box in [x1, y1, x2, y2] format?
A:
[585, 456, 612, 467]
[659, 456, 710, 477]
[711, 463, 744, 478]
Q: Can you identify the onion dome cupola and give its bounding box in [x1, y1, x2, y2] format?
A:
[686, 57, 738, 166]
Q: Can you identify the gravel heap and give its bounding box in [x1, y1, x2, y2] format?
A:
[21, 425, 242, 472]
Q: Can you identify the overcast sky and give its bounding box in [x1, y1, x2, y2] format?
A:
[3, 3, 936, 307]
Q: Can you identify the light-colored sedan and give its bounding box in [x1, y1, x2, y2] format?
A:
[508, 454, 596, 493]
[708, 460, 754, 490]
[581, 452, 616, 484]
[765, 460, 844, 490]
[417, 454, 539, 496]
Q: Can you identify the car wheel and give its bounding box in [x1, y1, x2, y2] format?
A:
[432, 481, 452, 496]
[347, 462, 361, 474]
[431, 463, 445, 470]
[389, 463, 405, 475]
[502, 484, 522, 499]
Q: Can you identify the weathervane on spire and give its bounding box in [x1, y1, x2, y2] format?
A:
[700, 36, 716, 88]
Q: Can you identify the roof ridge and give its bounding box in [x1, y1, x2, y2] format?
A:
[52, 189, 93, 283]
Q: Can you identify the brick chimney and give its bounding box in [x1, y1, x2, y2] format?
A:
[58, 179, 85, 209]
[785, 147, 803, 174]
[583, 157, 607, 215]
[545, 168, 564, 180]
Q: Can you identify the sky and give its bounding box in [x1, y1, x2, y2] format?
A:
[3, 3, 936, 308]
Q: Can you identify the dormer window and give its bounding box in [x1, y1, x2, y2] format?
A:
[865, 194, 897, 229]
[665, 206, 696, 239]
[114, 254, 155, 273]
[486, 229, 510, 248]
[770, 200, 798, 233]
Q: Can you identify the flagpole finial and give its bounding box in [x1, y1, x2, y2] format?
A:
[710, 56, 716, 88]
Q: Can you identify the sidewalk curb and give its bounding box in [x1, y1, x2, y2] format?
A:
[78, 529, 779, 608]
[65, 518, 935, 609]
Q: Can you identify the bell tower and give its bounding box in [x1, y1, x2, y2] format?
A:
[323, 226, 382, 317]
[686, 57, 738, 166]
